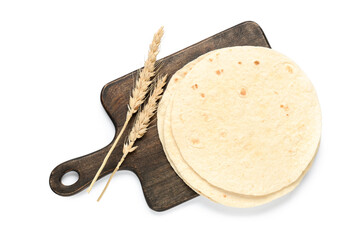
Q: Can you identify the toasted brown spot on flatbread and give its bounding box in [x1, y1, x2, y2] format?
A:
[286, 64, 293, 73]
[191, 84, 198, 90]
[216, 69, 224, 75]
[191, 138, 200, 145]
[240, 88, 247, 96]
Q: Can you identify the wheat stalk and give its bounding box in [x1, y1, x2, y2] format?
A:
[97, 75, 168, 201]
[87, 26, 164, 193]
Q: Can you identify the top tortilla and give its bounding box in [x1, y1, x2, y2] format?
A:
[157, 49, 316, 207]
[170, 46, 321, 196]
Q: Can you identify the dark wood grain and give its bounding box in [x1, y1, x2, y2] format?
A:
[49, 21, 271, 211]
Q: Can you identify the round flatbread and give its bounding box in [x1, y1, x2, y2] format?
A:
[158, 49, 317, 207]
[170, 46, 321, 196]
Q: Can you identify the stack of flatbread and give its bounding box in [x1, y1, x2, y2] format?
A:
[157, 46, 321, 207]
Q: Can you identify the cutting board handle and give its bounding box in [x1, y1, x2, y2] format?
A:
[49, 145, 128, 196]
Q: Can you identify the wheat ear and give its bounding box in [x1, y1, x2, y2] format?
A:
[97, 75, 168, 201]
[87, 26, 164, 193]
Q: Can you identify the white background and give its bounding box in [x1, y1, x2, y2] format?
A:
[1, 0, 359, 239]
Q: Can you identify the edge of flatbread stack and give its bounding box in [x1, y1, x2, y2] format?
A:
[157, 46, 321, 208]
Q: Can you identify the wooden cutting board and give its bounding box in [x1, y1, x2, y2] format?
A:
[49, 21, 271, 211]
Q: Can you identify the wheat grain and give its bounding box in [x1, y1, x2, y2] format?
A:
[97, 75, 168, 201]
[87, 26, 164, 193]
[127, 26, 164, 116]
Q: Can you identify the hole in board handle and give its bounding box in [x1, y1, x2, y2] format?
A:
[61, 170, 79, 186]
